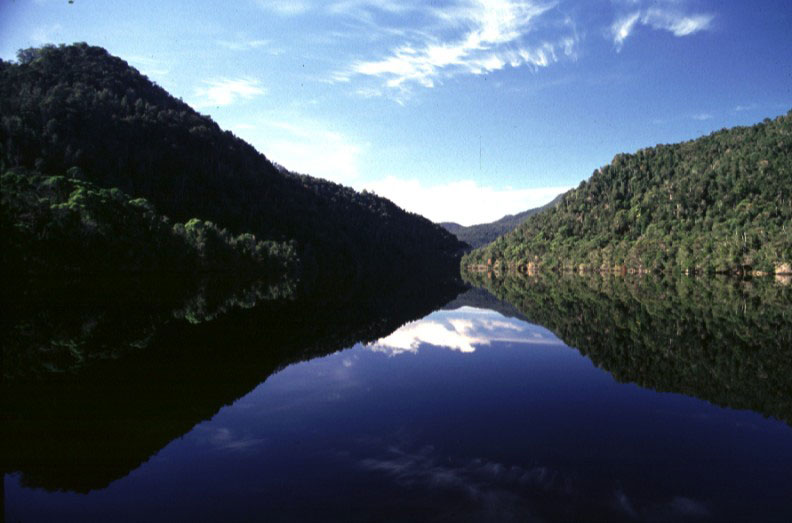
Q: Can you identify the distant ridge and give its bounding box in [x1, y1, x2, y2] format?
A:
[463, 112, 792, 275]
[441, 193, 563, 249]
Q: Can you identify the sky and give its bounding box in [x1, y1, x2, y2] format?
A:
[1, 0, 790, 225]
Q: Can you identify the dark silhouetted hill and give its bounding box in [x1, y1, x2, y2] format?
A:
[0, 43, 465, 287]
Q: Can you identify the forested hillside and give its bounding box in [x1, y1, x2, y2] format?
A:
[0, 43, 465, 286]
[441, 193, 562, 248]
[464, 112, 792, 274]
[1, 171, 297, 276]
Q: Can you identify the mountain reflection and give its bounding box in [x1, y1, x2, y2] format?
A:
[6, 278, 792, 521]
[368, 306, 562, 355]
[463, 270, 792, 426]
[2, 273, 297, 380]
[1, 275, 465, 493]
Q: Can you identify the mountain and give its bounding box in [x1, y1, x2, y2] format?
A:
[1, 171, 297, 276]
[441, 194, 563, 249]
[463, 112, 792, 275]
[0, 43, 465, 287]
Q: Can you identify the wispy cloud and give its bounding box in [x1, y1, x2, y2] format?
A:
[359, 445, 571, 518]
[358, 443, 711, 520]
[652, 111, 717, 125]
[642, 8, 713, 36]
[217, 39, 270, 51]
[361, 446, 564, 495]
[614, 489, 711, 520]
[255, 0, 310, 16]
[691, 112, 712, 121]
[236, 119, 364, 184]
[609, 1, 714, 50]
[362, 177, 569, 225]
[193, 77, 266, 108]
[734, 103, 758, 112]
[217, 38, 284, 56]
[327, 0, 418, 18]
[126, 55, 170, 78]
[336, 0, 578, 99]
[197, 426, 265, 453]
[611, 12, 641, 51]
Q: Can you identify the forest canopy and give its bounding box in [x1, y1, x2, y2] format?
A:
[0, 43, 465, 286]
[463, 111, 792, 275]
[1, 170, 297, 276]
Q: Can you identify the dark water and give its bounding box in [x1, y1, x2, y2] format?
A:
[3, 274, 792, 522]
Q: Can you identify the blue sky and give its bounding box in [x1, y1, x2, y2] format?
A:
[1, 0, 790, 225]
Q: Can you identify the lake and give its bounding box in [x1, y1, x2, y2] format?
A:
[3, 273, 792, 522]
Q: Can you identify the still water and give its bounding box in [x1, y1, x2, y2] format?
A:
[4, 276, 792, 522]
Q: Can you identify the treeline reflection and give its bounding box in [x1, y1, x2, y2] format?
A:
[1, 275, 464, 493]
[464, 271, 792, 426]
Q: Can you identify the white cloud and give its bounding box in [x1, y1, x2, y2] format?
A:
[642, 8, 713, 36]
[611, 12, 641, 51]
[240, 120, 363, 184]
[328, 0, 417, 18]
[193, 77, 266, 108]
[198, 426, 265, 453]
[370, 319, 485, 354]
[368, 306, 561, 356]
[255, 0, 310, 16]
[126, 55, 170, 78]
[359, 444, 566, 504]
[360, 444, 709, 519]
[339, 0, 578, 98]
[734, 103, 758, 112]
[217, 39, 271, 51]
[691, 112, 712, 121]
[608, 1, 713, 49]
[361, 177, 569, 225]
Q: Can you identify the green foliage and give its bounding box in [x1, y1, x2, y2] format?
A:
[464, 271, 792, 425]
[463, 112, 792, 274]
[0, 43, 465, 287]
[1, 170, 297, 275]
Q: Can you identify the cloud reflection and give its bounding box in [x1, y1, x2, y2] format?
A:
[367, 306, 561, 356]
[361, 445, 567, 495]
[359, 445, 563, 522]
[360, 444, 711, 521]
[196, 426, 266, 453]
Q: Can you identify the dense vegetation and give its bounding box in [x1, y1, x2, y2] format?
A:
[464, 113, 792, 274]
[1, 170, 297, 276]
[464, 271, 792, 425]
[0, 43, 464, 286]
[441, 194, 562, 249]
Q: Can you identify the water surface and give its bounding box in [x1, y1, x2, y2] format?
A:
[4, 276, 792, 522]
